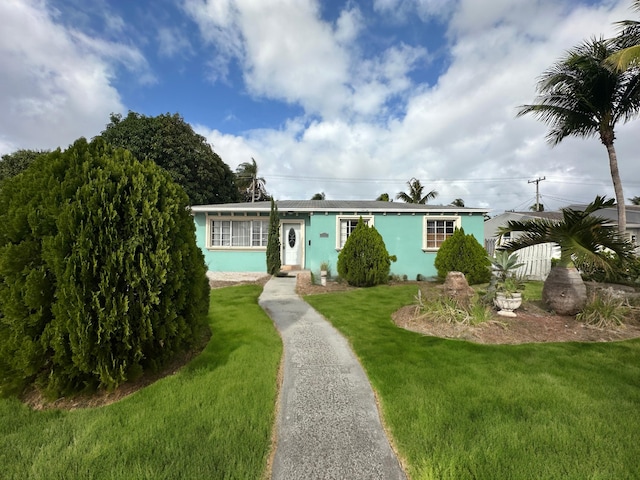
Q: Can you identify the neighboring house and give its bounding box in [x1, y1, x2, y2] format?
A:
[485, 205, 640, 280]
[191, 200, 488, 279]
[564, 204, 640, 246]
[484, 211, 564, 280]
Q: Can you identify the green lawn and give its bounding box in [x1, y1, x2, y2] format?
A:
[305, 285, 640, 480]
[0, 285, 282, 480]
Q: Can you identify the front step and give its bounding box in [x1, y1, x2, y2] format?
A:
[280, 265, 301, 271]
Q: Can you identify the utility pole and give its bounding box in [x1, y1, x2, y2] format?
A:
[528, 177, 546, 212]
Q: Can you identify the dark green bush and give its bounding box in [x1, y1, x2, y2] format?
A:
[266, 199, 281, 275]
[0, 138, 209, 397]
[337, 218, 393, 287]
[434, 228, 491, 285]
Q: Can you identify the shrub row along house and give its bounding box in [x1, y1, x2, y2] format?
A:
[191, 200, 487, 279]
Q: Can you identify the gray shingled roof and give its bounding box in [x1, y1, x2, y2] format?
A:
[191, 200, 488, 213]
[512, 211, 564, 221]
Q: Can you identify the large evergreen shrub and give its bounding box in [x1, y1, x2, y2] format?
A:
[434, 228, 491, 285]
[337, 218, 393, 287]
[0, 138, 209, 397]
[266, 199, 281, 275]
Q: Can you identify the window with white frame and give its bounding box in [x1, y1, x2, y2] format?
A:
[423, 216, 460, 250]
[209, 218, 269, 248]
[336, 216, 373, 249]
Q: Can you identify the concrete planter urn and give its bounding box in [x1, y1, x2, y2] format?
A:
[320, 262, 329, 287]
[494, 292, 522, 317]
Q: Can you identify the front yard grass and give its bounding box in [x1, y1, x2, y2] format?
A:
[0, 285, 281, 480]
[305, 284, 640, 480]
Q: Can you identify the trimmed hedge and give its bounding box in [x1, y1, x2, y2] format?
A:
[0, 138, 209, 397]
[337, 218, 392, 287]
[434, 228, 491, 285]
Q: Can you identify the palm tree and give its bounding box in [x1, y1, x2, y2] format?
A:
[235, 157, 268, 202]
[310, 192, 325, 200]
[607, 0, 640, 71]
[629, 196, 640, 205]
[376, 193, 390, 202]
[396, 178, 438, 204]
[450, 198, 465, 207]
[518, 37, 640, 234]
[498, 196, 635, 315]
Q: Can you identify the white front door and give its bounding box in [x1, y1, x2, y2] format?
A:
[282, 222, 302, 267]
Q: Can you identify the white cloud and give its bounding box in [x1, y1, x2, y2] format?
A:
[190, 0, 640, 214]
[373, 0, 454, 22]
[0, 0, 153, 154]
[157, 26, 193, 58]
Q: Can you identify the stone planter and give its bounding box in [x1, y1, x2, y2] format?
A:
[320, 270, 327, 286]
[494, 292, 522, 317]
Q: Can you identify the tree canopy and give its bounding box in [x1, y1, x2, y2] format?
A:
[517, 37, 640, 233]
[0, 149, 49, 183]
[235, 157, 269, 202]
[396, 178, 438, 204]
[607, 0, 640, 71]
[100, 112, 239, 205]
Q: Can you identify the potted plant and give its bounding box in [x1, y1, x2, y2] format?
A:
[319, 261, 330, 286]
[489, 251, 525, 317]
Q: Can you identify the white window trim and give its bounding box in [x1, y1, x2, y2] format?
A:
[206, 215, 269, 250]
[422, 216, 461, 251]
[335, 215, 374, 250]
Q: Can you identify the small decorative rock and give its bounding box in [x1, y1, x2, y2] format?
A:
[443, 271, 475, 307]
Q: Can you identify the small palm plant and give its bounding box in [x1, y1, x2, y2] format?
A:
[498, 196, 635, 315]
[488, 251, 525, 316]
[490, 251, 525, 286]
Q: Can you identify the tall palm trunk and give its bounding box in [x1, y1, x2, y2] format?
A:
[603, 139, 627, 234]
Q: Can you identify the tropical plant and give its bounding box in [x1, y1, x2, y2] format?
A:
[376, 193, 390, 202]
[311, 192, 326, 200]
[450, 198, 465, 207]
[576, 289, 630, 328]
[434, 228, 491, 285]
[517, 37, 640, 233]
[266, 199, 281, 275]
[337, 217, 394, 287]
[396, 178, 438, 204]
[488, 250, 524, 284]
[236, 157, 269, 202]
[100, 112, 239, 205]
[498, 195, 636, 315]
[416, 288, 491, 326]
[629, 195, 640, 205]
[606, 0, 640, 71]
[0, 138, 209, 398]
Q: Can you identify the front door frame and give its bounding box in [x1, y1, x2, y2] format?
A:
[281, 220, 305, 268]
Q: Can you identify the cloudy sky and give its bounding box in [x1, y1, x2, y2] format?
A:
[1, 0, 638, 214]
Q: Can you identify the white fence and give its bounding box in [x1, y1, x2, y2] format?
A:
[486, 240, 557, 281]
[513, 243, 556, 281]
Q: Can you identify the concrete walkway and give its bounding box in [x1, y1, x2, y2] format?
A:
[259, 275, 406, 480]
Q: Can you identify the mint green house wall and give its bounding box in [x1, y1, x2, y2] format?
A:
[194, 208, 486, 278]
[193, 212, 269, 272]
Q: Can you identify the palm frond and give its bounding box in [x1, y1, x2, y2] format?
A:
[497, 196, 635, 269]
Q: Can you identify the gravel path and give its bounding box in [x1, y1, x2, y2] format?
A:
[259, 275, 406, 480]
